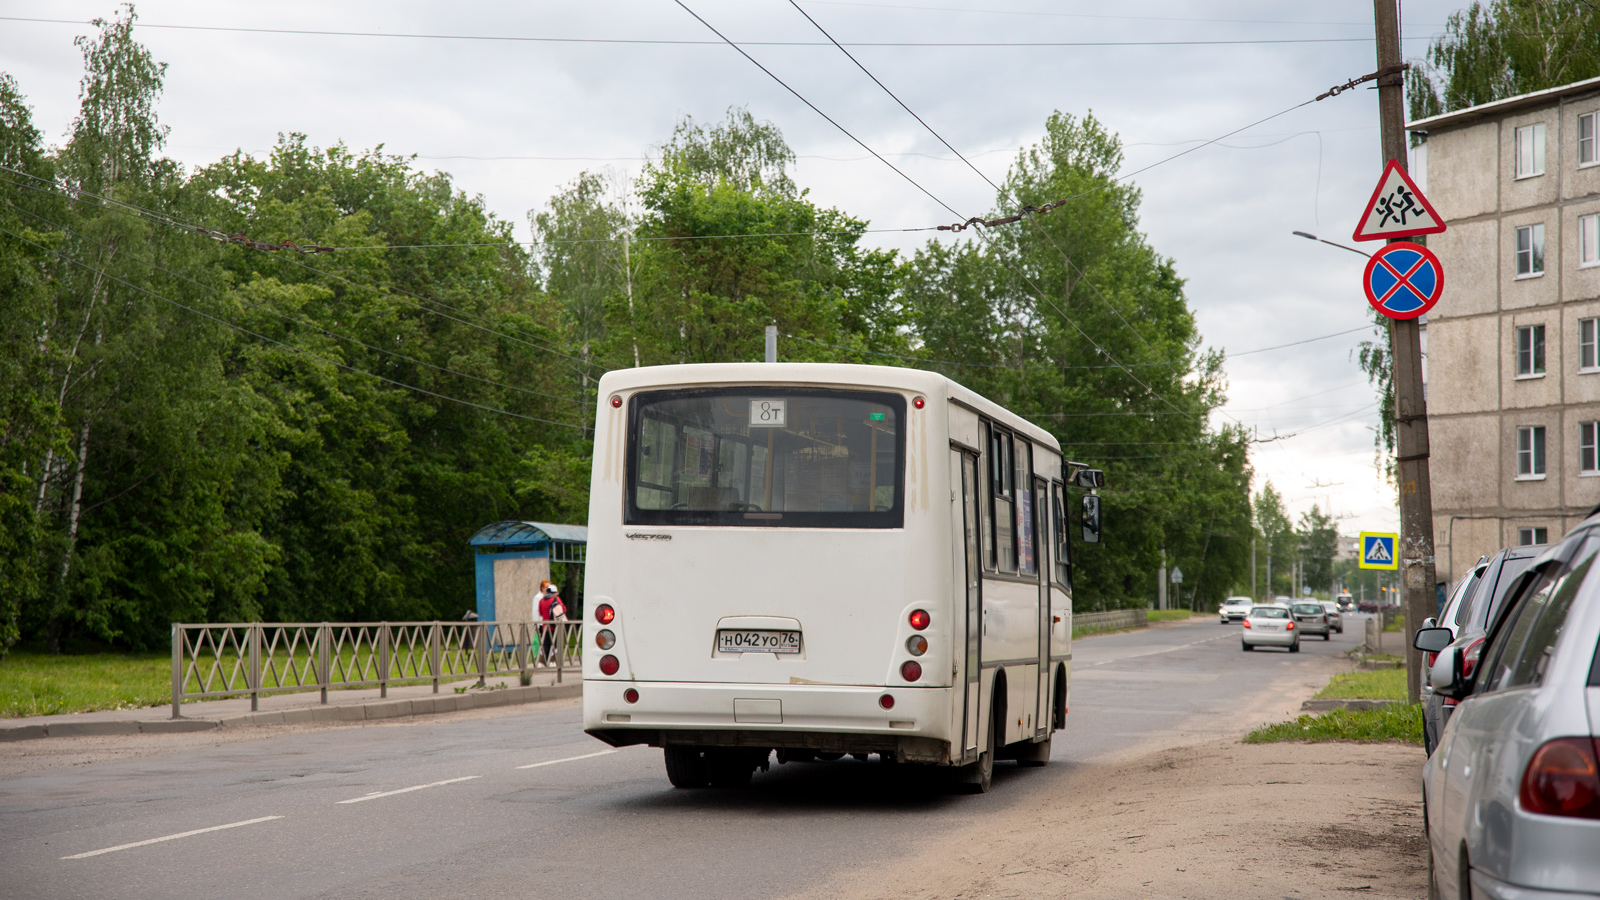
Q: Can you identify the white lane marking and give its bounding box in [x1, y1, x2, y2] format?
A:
[337, 775, 480, 804]
[516, 749, 617, 770]
[1077, 632, 1236, 668]
[62, 816, 284, 859]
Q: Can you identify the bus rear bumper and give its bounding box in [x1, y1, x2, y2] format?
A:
[583, 679, 955, 764]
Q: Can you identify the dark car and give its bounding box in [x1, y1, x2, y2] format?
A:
[1419, 543, 1544, 755]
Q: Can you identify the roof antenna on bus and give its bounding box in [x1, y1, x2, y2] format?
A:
[765, 324, 778, 364]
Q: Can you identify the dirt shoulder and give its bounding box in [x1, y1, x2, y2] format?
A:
[799, 738, 1425, 900]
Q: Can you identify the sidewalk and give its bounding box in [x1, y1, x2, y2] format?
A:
[0, 670, 581, 741]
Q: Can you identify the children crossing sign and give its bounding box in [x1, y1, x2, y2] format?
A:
[1359, 532, 1400, 570]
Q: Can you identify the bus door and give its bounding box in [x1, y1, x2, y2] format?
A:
[955, 450, 983, 760]
[1034, 476, 1051, 739]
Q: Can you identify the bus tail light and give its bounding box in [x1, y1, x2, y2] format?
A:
[900, 661, 922, 682]
[610, 395, 622, 408]
[913, 396, 925, 409]
[905, 635, 928, 656]
[908, 609, 930, 631]
[598, 654, 620, 676]
[1520, 738, 1600, 819]
[879, 694, 895, 710]
[624, 688, 639, 704]
[595, 629, 616, 650]
[595, 604, 615, 624]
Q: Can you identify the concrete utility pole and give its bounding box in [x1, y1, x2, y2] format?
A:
[1251, 535, 1257, 601]
[1374, 0, 1436, 704]
[1158, 547, 1168, 611]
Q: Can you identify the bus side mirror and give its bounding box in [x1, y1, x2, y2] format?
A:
[1072, 468, 1105, 489]
[1081, 495, 1102, 544]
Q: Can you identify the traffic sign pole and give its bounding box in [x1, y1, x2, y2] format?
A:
[1374, 0, 1435, 704]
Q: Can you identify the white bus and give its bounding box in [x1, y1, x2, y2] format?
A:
[580, 363, 1101, 792]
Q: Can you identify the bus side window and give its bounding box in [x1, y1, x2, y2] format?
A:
[990, 426, 1016, 573]
[1015, 442, 1036, 576]
[980, 422, 996, 571]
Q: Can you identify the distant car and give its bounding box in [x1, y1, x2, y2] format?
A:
[1418, 544, 1543, 755]
[1357, 597, 1379, 613]
[1289, 602, 1332, 639]
[1219, 596, 1254, 624]
[1417, 526, 1600, 900]
[1241, 604, 1299, 652]
[1318, 601, 1343, 633]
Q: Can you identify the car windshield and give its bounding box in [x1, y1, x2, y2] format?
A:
[1292, 604, 1321, 614]
[627, 388, 904, 527]
[1251, 607, 1289, 619]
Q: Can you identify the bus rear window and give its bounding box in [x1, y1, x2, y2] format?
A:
[626, 388, 905, 528]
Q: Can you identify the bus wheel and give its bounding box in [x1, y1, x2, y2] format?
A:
[663, 747, 711, 789]
[957, 716, 995, 793]
[1014, 734, 1050, 767]
[706, 749, 756, 788]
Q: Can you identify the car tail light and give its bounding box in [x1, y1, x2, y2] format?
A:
[1242, 620, 1251, 628]
[1426, 651, 1439, 668]
[595, 604, 616, 624]
[623, 688, 639, 704]
[905, 635, 928, 656]
[908, 609, 930, 630]
[1461, 636, 1487, 680]
[1286, 622, 1295, 630]
[879, 694, 895, 710]
[598, 654, 619, 676]
[900, 660, 922, 682]
[595, 629, 616, 650]
[1520, 738, 1600, 819]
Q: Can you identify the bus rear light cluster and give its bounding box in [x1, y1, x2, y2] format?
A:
[905, 635, 928, 657]
[595, 604, 616, 624]
[900, 660, 922, 682]
[595, 629, 616, 650]
[624, 688, 639, 704]
[598, 654, 620, 676]
[908, 609, 930, 631]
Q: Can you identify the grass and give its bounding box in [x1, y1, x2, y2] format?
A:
[0, 650, 169, 718]
[1147, 609, 1198, 622]
[1383, 613, 1407, 633]
[1243, 704, 1422, 745]
[1314, 667, 1407, 700]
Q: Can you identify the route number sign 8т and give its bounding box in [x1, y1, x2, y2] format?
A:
[1363, 241, 1444, 320]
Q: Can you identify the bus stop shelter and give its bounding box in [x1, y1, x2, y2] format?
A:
[469, 521, 588, 625]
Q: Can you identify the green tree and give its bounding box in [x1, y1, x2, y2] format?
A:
[1254, 483, 1296, 597]
[1297, 505, 1337, 593]
[1408, 0, 1600, 120]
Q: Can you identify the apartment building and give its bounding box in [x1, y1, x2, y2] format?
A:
[1410, 76, 1600, 583]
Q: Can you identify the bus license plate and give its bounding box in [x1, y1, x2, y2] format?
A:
[717, 629, 801, 653]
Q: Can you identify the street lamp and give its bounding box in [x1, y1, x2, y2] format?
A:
[1292, 230, 1372, 258]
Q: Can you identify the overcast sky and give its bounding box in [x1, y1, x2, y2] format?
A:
[1, 0, 1471, 536]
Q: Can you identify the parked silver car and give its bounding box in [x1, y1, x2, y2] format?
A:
[1319, 600, 1343, 634]
[1415, 526, 1600, 900]
[1241, 604, 1299, 652]
[1420, 544, 1544, 755]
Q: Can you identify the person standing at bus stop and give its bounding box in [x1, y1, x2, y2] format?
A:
[537, 581, 567, 664]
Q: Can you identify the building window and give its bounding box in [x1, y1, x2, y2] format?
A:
[1518, 527, 1548, 546]
[1515, 123, 1546, 178]
[1516, 324, 1545, 376]
[1517, 425, 1546, 478]
[1581, 112, 1598, 167]
[1582, 318, 1600, 371]
[1516, 223, 1545, 277]
[1583, 421, 1600, 474]
[1582, 213, 1600, 269]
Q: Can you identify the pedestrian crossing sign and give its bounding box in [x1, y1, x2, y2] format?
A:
[1359, 532, 1400, 570]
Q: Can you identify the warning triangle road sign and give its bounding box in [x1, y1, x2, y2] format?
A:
[1352, 159, 1446, 242]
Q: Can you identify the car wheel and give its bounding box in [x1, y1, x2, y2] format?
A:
[1324, 632, 1331, 641]
[1241, 640, 1252, 651]
[664, 746, 710, 788]
[1290, 640, 1301, 653]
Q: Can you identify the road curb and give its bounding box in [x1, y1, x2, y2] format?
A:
[0, 682, 582, 742]
[1299, 698, 1407, 712]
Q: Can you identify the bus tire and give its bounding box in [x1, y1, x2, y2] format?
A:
[1051, 664, 1067, 731]
[956, 703, 997, 793]
[1014, 734, 1050, 767]
[663, 746, 711, 789]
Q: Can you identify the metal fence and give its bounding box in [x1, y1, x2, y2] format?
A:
[1073, 608, 1148, 632]
[170, 620, 581, 719]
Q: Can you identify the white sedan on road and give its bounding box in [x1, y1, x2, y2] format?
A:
[1241, 605, 1300, 652]
[1219, 596, 1254, 624]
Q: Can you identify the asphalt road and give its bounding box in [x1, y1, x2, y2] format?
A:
[0, 615, 1370, 900]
